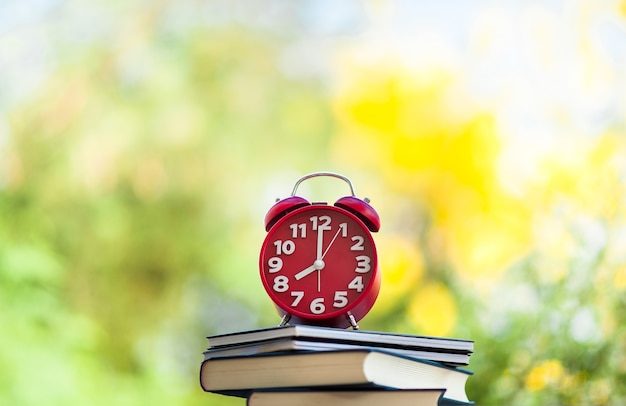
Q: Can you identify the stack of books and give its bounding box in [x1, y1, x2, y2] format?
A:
[199, 325, 474, 405]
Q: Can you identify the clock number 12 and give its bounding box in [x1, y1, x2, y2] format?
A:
[310, 216, 331, 230]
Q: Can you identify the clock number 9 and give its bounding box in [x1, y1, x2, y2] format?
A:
[354, 255, 371, 273]
[267, 257, 283, 273]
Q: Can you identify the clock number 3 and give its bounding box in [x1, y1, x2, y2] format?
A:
[354, 255, 371, 273]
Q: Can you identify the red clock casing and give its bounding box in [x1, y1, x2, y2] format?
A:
[259, 204, 380, 328]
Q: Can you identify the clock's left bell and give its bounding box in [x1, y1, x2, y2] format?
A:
[264, 196, 310, 231]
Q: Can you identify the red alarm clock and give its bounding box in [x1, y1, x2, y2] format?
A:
[259, 172, 381, 329]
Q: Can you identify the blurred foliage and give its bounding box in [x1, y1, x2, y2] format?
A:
[2, 1, 626, 405]
[1, 3, 335, 405]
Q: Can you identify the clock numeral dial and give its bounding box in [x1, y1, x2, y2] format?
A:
[260, 206, 378, 321]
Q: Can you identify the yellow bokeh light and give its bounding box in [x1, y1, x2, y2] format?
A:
[532, 134, 625, 219]
[619, 0, 626, 19]
[447, 200, 532, 282]
[406, 282, 457, 337]
[524, 359, 565, 392]
[374, 235, 424, 313]
[614, 265, 626, 291]
[333, 65, 532, 282]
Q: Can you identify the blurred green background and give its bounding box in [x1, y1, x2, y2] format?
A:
[2, 1, 626, 405]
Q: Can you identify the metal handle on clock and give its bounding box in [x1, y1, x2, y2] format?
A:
[290, 172, 357, 197]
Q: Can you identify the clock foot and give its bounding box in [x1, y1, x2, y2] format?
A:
[346, 313, 359, 330]
[278, 314, 292, 326]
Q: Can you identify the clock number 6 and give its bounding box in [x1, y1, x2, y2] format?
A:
[310, 298, 325, 314]
[354, 255, 371, 273]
